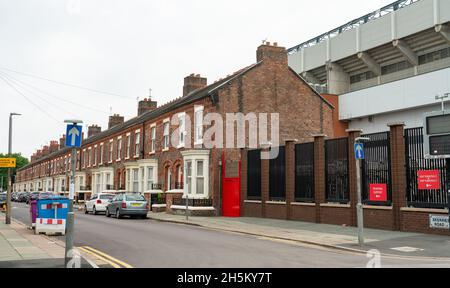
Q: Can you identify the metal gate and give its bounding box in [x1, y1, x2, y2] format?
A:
[295, 142, 314, 202]
[247, 149, 261, 200]
[325, 138, 349, 203]
[405, 127, 448, 208]
[361, 132, 392, 205]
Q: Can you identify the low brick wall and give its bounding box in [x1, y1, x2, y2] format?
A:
[401, 208, 450, 236]
[363, 206, 395, 230]
[165, 192, 183, 214]
[320, 205, 352, 226]
[265, 203, 287, 220]
[242, 201, 263, 218]
[290, 203, 316, 223]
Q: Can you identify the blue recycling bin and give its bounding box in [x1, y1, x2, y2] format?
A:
[37, 197, 70, 220]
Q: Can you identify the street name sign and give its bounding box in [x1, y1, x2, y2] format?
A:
[354, 143, 365, 160]
[0, 158, 16, 168]
[417, 170, 440, 190]
[65, 124, 82, 148]
[429, 215, 449, 229]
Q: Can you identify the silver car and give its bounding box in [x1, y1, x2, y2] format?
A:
[105, 193, 149, 219]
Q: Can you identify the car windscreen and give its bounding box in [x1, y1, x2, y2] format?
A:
[125, 194, 146, 201]
[100, 194, 115, 200]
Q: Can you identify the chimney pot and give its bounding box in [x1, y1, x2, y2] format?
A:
[88, 125, 102, 138]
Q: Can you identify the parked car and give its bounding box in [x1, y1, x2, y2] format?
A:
[0, 192, 6, 207]
[85, 193, 115, 215]
[106, 193, 149, 219]
[18, 192, 30, 203]
[27, 192, 40, 204]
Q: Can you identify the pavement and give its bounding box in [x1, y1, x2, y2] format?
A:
[0, 211, 105, 268]
[4, 203, 450, 268]
[147, 212, 450, 260]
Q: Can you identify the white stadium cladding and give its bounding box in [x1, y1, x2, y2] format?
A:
[288, 0, 450, 134]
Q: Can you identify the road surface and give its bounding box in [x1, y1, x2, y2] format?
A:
[10, 202, 450, 268]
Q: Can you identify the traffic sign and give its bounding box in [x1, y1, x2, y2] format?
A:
[369, 184, 387, 202]
[418, 170, 440, 190]
[0, 158, 16, 168]
[65, 124, 82, 148]
[354, 143, 365, 160]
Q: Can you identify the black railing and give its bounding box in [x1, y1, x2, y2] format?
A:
[405, 127, 448, 209]
[361, 132, 392, 206]
[173, 198, 213, 207]
[105, 184, 114, 190]
[269, 146, 286, 201]
[175, 182, 184, 189]
[151, 193, 166, 205]
[247, 149, 262, 200]
[152, 183, 163, 190]
[295, 142, 315, 202]
[325, 138, 349, 203]
[79, 186, 91, 191]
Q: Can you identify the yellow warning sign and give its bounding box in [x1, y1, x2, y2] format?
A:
[0, 158, 16, 168]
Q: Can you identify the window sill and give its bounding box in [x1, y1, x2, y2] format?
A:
[244, 200, 262, 204]
[162, 148, 169, 152]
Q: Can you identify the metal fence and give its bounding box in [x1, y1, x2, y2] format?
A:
[295, 142, 315, 202]
[361, 132, 392, 205]
[269, 146, 286, 201]
[325, 138, 349, 203]
[247, 149, 262, 200]
[173, 198, 213, 207]
[405, 127, 448, 208]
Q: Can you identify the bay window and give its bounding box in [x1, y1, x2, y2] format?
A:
[182, 150, 210, 198]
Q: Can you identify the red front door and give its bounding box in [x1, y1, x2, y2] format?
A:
[221, 152, 241, 217]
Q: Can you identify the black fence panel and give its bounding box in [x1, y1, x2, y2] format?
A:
[247, 149, 262, 200]
[295, 142, 315, 202]
[361, 132, 392, 206]
[325, 138, 349, 203]
[405, 127, 448, 208]
[269, 147, 286, 201]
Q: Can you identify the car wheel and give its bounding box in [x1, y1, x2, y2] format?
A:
[93, 206, 97, 215]
[84, 206, 88, 214]
[116, 209, 122, 219]
[105, 208, 110, 218]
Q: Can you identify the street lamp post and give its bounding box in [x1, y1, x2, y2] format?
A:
[64, 119, 82, 268]
[6, 113, 21, 225]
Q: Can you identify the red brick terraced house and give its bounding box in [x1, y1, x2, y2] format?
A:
[14, 42, 336, 216]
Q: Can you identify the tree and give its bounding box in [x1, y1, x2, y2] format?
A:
[0, 153, 29, 191]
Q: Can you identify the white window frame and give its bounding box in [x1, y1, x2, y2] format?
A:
[177, 112, 186, 149]
[194, 105, 204, 145]
[150, 124, 156, 154]
[82, 149, 86, 168]
[134, 130, 141, 158]
[108, 140, 113, 163]
[163, 119, 170, 151]
[117, 136, 123, 161]
[125, 133, 131, 159]
[99, 143, 104, 165]
[93, 145, 98, 166]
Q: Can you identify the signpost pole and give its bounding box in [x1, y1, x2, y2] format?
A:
[6, 113, 20, 225]
[356, 157, 364, 246]
[63, 120, 82, 268]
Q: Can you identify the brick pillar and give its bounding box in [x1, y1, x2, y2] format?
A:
[313, 134, 327, 223]
[261, 145, 270, 218]
[389, 123, 407, 231]
[240, 149, 248, 216]
[347, 129, 362, 227]
[285, 139, 297, 220]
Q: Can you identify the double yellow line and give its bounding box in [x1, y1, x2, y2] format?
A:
[78, 246, 133, 268]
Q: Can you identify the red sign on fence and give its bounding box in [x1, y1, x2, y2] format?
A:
[369, 184, 387, 202]
[417, 170, 440, 190]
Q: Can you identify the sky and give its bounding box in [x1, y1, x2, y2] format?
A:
[0, 0, 394, 158]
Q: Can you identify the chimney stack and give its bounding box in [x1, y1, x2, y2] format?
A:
[49, 141, 59, 153]
[108, 114, 124, 129]
[88, 125, 102, 138]
[138, 98, 157, 116]
[256, 41, 287, 65]
[59, 135, 66, 149]
[42, 146, 50, 156]
[183, 74, 207, 96]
